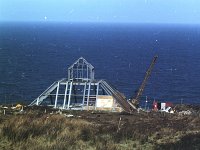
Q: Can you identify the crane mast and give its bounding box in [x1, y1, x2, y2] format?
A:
[131, 55, 158, 108]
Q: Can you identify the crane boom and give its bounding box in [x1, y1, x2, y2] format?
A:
[131, 55, 158, 108]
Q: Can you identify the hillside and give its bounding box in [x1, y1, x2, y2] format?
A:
[0, 105, 200, 150]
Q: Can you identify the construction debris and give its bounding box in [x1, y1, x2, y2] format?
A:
[64, 114, 74, 118]
[179, 110, 192, 115]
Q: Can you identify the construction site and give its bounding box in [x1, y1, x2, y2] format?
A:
[0, 56, 200, 150]
[29, 56, 158, 113]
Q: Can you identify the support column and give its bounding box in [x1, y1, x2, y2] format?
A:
[36, 97, 39, 105]
[54, 82, 60, 108]
[96, 82, 99, 96]
[87, 66, 88, 80]
[67, 81, 73, 109]
[82, 82, 87, 109]
[76, 63, 78, 78]
[92, 69, 94, 80]
[87, 82, 91, 110]
[81, 64, 84, 79]
[95, 82, 100, 110]
[63, 82, 69, 109]
[68, 69, 70, 80]
[71, 69, 73, 80]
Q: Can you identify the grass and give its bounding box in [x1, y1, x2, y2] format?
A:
[0, 106, 200, 150]
[0, 113, 120, 150]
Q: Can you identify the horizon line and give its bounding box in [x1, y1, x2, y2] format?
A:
[1, 20, 200, 26]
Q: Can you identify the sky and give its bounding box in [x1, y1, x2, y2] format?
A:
[0, 0, 200, 24]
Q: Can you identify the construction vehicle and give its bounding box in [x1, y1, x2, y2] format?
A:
[128, 55, 158, 110]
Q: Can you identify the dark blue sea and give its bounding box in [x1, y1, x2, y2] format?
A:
[0, 22, 200, 106]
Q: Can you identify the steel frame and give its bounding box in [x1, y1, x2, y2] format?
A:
[29, 57, 132, 112]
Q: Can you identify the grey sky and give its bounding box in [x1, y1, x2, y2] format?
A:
[1, 0, 200, 24]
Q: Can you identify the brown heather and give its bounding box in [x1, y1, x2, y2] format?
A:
[0, 105, 200, 150]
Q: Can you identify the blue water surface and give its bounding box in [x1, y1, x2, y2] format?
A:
[0, 22, 200, 105]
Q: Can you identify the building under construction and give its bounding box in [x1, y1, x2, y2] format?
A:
[30, 55, 158, 113]
[29, 57, 132, 112]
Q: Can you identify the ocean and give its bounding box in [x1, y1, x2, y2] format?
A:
[0, 22, 200, 106]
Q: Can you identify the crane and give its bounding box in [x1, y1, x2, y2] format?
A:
[129, 55, 158, 109]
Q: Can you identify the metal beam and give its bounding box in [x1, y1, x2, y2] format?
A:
[95, 82, 100, 110]
[63, 81, 69, 109]
[67, 81, 73, 109]
[54, 82, 60, 108]
[87, 82, 91, 110]
[36, 97, 39, 105]
[82, 82, 87, 108]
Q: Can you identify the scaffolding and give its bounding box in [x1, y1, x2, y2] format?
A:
[29, 57, 132, 112]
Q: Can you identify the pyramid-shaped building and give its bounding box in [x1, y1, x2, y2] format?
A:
[29, 57, 132, 113]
